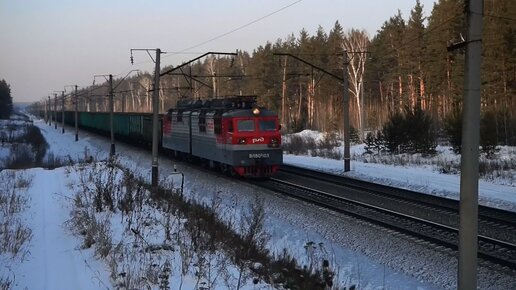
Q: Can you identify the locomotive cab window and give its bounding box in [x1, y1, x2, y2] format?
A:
[259, 120, 276, 131]
[237, 120, 255, 132]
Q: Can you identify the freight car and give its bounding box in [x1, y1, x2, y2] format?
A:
[162, 96, 282, 177]
[55, 111, 159, 147]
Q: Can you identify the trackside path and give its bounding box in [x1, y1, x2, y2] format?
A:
[12, 168, 110, 290]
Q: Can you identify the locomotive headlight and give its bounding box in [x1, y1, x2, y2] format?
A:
[252, 107, 260, 115]
[268, 137, 279, 148]
[238, 138, 247, 144]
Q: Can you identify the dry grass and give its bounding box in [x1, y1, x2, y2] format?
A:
[65, 158, 341, 289]
[0, 171, 33, 289]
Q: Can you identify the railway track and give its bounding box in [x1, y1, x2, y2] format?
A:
[41, 118, 516, 268]
[250, 165, 516, 269]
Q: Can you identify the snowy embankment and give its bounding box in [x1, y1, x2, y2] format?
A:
[2, 118, 516, 289]
[284, 130, 516, 212]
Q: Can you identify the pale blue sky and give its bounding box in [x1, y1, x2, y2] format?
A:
[0, 0, 436, 102]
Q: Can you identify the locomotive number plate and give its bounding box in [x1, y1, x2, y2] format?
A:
[249, 153, 270, 159]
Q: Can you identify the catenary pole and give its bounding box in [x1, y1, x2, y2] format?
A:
[151, 48, 161, 188]
[109, 74, 115, 157]
[54, 94, 57, 130]
[342, 51, 350, 172]
[46, 96, 50, 125]
[74, 85, 78, 141]
[61, 91, 65, 133]
[458, 0, 483, 289]
[43, 98, 47, 124]
[50, 96, 52, 125]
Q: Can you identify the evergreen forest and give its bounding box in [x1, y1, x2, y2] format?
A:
[54, 0, 516, 146]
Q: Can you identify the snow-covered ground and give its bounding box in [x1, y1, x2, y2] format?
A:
[284, 129, 516, 212]
[284, 152, 516, 212]
[2, 117, 516, 289]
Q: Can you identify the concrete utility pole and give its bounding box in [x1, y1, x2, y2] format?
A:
[458, 0, 483, 289]
[46, 96, 50, 125]
[342, 51, 351, 172]
[74, 85, 78, 141]
[94, 70, 139, 153]
[132, 48, 166, 188]
[109, 74, 115, 157]
[61, 91, 65, 134]
[50, 96, 53, 126]
[151, 49, 161, 188]
[54, 94, 57, 129]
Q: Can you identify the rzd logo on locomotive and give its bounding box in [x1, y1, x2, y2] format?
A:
[252, 137, 265, 143]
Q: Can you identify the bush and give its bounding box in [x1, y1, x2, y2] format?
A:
[317, 132, 340, 150]
[21, 125, 48, 163]
[379, 106, 436, 155]
[364, 131, 384, 155]
[381, 111, 407, 154]
[283, 135, 306, 155]
[444, 108, 501, 157]
[6, 144, 34, 169]
[443, 108, 462, 154]
[480, 110, 499, 158]
[350, 126, 360, 144]
[283, 135, 315, 155]
[4, 124, 49, 169]
[404, 107, 437, 155]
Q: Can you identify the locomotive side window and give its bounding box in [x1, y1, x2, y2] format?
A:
[199, 116, 206, 132]
[237, 120, 255, 132]
[259, 120, 276, 131]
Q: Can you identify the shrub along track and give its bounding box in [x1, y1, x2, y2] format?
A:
[248, 164, 516, 270]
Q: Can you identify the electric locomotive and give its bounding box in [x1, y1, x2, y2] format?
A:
[162, 96, 282, 177]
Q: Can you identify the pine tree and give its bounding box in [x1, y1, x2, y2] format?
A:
[366, 11, 407, 127]
[0, 79, 13, 119]
[405, 0, 427, 110]
[423, 0, 465, 120]
[326, 21, 346, 132]
[482, 0, 516, 145]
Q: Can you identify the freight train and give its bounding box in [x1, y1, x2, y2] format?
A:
[46, 96, 283, 178]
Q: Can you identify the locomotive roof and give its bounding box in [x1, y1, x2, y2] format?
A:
[175, 96, 258, 110]
[223, 109, 277, 117]
[166, 96, 278, 118]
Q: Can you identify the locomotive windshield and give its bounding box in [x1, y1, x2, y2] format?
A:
[237, 120, 255, 132]
[259, 120, 276, 131]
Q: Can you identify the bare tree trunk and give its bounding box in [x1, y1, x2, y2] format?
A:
[298, 82, 302, 128]
[207, 56, 217, 96]
[419, 72, 425, 110]
[398, 75, 403, 110]
[343, 29, 369, 137]
[408, 73, 415, 108]
[308, 75, 315, 128]
[281, 57, 287, 130]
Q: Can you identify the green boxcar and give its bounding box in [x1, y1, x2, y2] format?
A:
[60, 111, 161, 147]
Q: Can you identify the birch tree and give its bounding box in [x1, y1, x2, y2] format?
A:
[343, 29, 370, 140]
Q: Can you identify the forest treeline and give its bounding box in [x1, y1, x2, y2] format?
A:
[67, 0, 515, 145]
